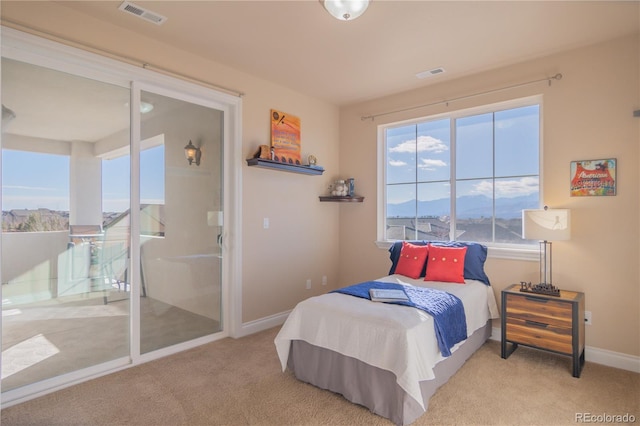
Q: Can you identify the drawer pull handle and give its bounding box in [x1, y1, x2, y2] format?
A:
[525, 296, 549, 303]
[525, 320, 549, 329]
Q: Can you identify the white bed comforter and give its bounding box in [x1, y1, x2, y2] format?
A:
[274, 275, 499, 409]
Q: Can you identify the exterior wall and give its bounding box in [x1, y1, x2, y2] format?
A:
[339, 35, 640, 357]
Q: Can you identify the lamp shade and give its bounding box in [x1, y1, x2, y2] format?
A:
[522, 208, 571, 241]
[322, 0, 369, 21]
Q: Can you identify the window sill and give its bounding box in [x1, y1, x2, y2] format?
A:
[375, 241, 539, 262]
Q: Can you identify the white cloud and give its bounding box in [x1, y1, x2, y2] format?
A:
[469, 177, 539, 197]
[418, 158, 447, 170]
[390, 135, 448, 154]
[388, 159, 407, 167]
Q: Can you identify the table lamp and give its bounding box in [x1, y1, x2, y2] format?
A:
[522, 206, 571, 293]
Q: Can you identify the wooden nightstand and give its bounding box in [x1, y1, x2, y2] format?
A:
[501, 283, 585, 377]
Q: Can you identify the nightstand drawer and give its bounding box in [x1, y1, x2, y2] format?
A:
[505, 317, 572, 354]
[505, 293, 572, 327]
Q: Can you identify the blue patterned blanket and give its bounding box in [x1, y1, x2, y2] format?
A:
[331, 281, 467, 357]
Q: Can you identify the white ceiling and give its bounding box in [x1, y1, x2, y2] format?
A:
[53, 0, 639, 106]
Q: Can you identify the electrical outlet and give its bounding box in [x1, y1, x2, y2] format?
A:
[306, 279, 311, 290]
[263, 218, 269, 229]
[584, 311, 592, 325]
[322, 275, 327, 286]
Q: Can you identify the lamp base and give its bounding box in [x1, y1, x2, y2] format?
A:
[518, 281, 561, 297]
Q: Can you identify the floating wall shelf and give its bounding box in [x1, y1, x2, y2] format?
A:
[319, 196, 364, 203]
[246, 158, 324, 175]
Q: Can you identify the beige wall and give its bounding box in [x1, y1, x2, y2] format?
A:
[339, 35, 640, 357]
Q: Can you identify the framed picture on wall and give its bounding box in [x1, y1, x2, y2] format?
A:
[570, 158, 617, 196]
[270, 109, 301, 165]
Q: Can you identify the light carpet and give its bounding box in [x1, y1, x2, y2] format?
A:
[1, 326, 638, 425]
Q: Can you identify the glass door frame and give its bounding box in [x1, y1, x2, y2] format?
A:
[0, 27, 242, 406]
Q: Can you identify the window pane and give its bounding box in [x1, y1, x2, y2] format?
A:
[416, 119, 450, 182]
[495, 105, 539, 177]
[386, 183, 416, 240]
[386, 125, 416, 184]
[2, 150, 70, 230]
[417, 182, 450, 241]
[456, 113, 493, 180]
[495, 176, 539, 243]
[456, 179, 493, 242]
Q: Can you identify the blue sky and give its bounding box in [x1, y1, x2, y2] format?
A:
[2, 146, 164, 213]
[385, 104, 539, 205]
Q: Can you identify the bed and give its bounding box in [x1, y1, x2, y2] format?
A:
[274, 241, 499, 425]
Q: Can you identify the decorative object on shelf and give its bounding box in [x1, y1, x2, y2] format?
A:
[321, 0, 369, 21]
[308, 155, 317, 166]
[184, 140, 201, 166]
[246, 158, 324, 175]
[270, 109, 301, 165]
[522, 206, 571, 288]
[252, 144, 271, 160]
[518, 281, 560, 297]
[570, 158, 616, 196]
[321, 176, 362, 202]
[331, 180, 348, 196]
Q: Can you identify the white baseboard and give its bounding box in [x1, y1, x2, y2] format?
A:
[235, 310, 290, 338]
[490, 327, 640, 373]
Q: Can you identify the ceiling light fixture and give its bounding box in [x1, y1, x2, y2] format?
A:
[140, 101, 154, 114]
[322, 0, 370, 21]
[125, 101, 154, 114]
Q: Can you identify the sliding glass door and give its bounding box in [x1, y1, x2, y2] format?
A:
[1, 58, 132, 391]
[0, 32, 232, 402]
[138, 89, 223, 354]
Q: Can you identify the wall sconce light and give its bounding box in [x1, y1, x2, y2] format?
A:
[184, 140, 201, 166]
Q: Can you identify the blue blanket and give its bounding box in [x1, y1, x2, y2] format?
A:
[331, 281, 467, 357]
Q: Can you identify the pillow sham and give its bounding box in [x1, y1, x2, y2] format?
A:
[388, 240, 491, 285]
[424, 244, 467, 284]
[394, 241, 429, 279]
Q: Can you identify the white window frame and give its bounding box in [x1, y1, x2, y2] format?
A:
[376, 95, 543, 261]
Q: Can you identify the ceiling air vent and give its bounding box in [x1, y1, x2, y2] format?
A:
[416, 67, 446, 79]
[118, 1, 168, 25]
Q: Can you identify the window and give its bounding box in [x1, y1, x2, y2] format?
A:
[1, 150, 70, 232]
[102, 138, 165, 237]
[380, 97, 540, 247]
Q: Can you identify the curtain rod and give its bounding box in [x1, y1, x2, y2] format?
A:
[1, 20, 245, 98]
[361, 73, 562, 121]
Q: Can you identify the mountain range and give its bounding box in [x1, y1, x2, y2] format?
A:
[387, 193, 538, 219]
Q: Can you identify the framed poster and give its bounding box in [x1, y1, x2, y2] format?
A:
[270, 109, 301, 165]
[570, 158, 616, 196]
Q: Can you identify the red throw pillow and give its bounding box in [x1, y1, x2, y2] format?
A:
[424, 244, 468, 284]
[394, 242, 429, 279]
